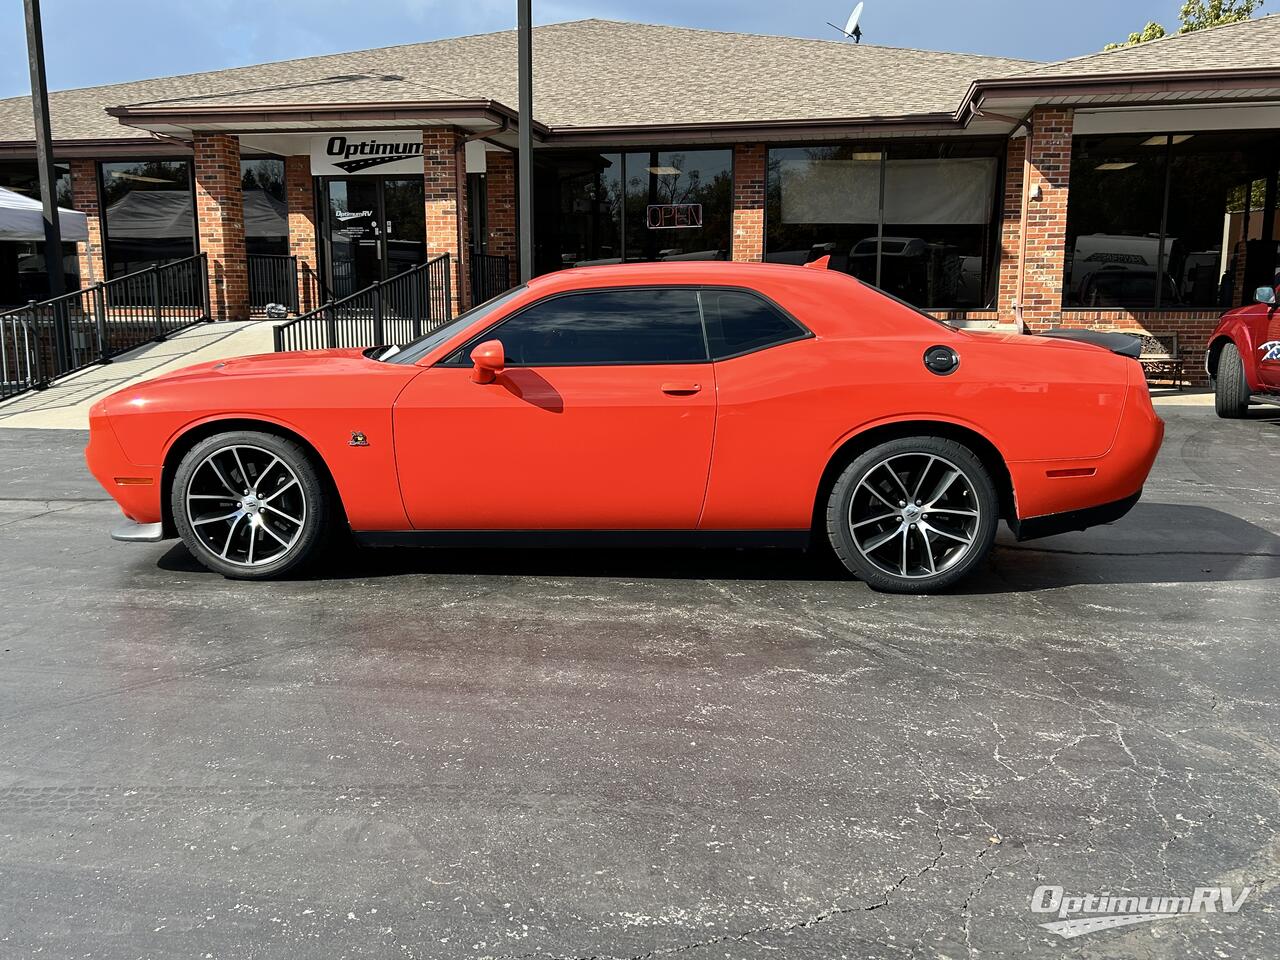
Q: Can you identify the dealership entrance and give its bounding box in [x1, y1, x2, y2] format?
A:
[320, 176, 426, 299]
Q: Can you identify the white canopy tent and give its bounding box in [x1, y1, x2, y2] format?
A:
[0, 185, 88, 242]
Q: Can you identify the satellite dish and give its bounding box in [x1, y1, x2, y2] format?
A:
[828, 2, 865, 43]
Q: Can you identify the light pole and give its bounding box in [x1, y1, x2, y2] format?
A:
[23, 0, 70, 366]
[517, 0, 533, 282]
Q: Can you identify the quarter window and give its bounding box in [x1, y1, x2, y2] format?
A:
[479, 289, 707, 365]
[700, 290, 803, 358]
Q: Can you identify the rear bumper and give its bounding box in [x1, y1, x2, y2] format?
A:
[1008, 368, 1163, 523]
[1008, 489, 1141, 542]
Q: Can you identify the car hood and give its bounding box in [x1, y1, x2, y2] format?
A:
[145, 347, 375, 384]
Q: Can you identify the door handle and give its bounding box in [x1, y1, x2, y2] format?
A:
[661, 382, 702, 396]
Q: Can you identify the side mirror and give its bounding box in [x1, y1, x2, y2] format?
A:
[470, 339, 505, 384]
[1255, 286, 1277, 305]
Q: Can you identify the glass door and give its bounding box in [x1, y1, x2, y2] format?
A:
[381, 178, 426, 278]
[323, 177, 425, 298]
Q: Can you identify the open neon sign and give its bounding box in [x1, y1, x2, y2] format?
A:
[646, 204, 703, 229]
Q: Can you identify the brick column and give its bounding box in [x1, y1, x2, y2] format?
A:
[68, 159, 105, 284]
[484, 149, 517, 270]
[285, 155, 319, 313]
[731, 144, 766, 263]
[1017, 107, 1074, 330]
[193, 133, 249, 321]
[996, 136, 1026, 322]
[423, 127, 469, 313]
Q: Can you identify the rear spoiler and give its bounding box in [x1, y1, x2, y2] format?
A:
[1034, 328, 1143, 360]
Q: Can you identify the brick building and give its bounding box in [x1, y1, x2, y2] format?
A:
[3, 17, 1280, 382]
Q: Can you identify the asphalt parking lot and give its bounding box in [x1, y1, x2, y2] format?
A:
[1, 399, 1278, 959]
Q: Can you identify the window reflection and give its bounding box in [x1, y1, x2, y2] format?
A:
[766, 146, 881, 278]
[486, 289, 707, 365]
[1064, 131, 1280, 310]
[533, 150, 732, 274]
[0, 160, 79, 303]
[241, 158, 288, 257]
[622, 150, 732, 263]
[100, 159, 195, 277]
[1064, 135, 1169, 308]
[765, 141, 1001, 309]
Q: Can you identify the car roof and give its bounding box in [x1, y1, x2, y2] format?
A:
[513, 260, 946, 339]
[525, 260, 837, 291]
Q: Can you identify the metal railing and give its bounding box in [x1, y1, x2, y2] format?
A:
[247, 254, 299, 314]
[272, 254, 452, 352]
[471, 252, 513, 305]
[1, 254, 209, 402]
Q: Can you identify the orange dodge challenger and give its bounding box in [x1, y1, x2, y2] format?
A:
[87, 261, 1163, 593]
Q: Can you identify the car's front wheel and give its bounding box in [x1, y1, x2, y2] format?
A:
[825, 437, 999, 593]
[1214, 341, 1250, 419]
[171, 431, 332, 579]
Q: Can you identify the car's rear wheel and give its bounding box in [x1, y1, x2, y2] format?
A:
[171, 431, 331, 579]
[1214, 341, 1250, 419]
[825, 437, 999, 594]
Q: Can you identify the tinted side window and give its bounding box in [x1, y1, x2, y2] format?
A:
[486, 289, 706, 365]
[700, 290, 803, 359]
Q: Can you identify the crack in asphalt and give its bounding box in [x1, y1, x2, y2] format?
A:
[497, 819, 969, 960]
[0, 500, 96, 528]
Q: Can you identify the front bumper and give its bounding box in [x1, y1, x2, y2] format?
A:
[111, 520, 169, 543]
[85, 405, 164, 527]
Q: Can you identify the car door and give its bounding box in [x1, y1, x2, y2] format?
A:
[1260, 301, 1280, 390]
[393, 287, 716, 530]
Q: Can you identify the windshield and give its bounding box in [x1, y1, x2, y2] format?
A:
[381, 285, 528, 364]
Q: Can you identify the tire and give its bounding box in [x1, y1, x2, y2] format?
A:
[171, 430, 332, 579]
[1214, 342, 1250, 419]
[825, 437, 999, 594]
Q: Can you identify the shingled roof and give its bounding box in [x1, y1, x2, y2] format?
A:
[1001, 13, 1280, 80]
[0, 19, 1033, 144]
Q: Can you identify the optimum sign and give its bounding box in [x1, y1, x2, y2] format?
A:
[310, 132, 424, 176]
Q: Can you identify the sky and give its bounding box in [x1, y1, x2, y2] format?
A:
[1, 0, 1191, 100]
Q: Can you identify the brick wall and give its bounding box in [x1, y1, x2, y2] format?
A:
[996, 136, 1026, 321]
[193, 133, 249, 321]
[1017, 107, 1073, 329]
[284, 155, 319, 313]
[485, 149, 516, 269]
[732, 144, 766, 262]
[67, 159, 105, 284]
[423, 127, 469, 312]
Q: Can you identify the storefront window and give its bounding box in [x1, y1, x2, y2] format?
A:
[0, 159, 79, 303]
[241, 157, 288, 257]
[766, 146, 882, 277]
[765, 140, 1001, 309]
[533, 149, 731, 274]
[621, 150, 732, 263]
[100, 159, 195, 277]
[1064, 131, 1280, 310]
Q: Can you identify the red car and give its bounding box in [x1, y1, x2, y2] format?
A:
[1207, 280, 1280, 417]
[86, 261, 1163, 593]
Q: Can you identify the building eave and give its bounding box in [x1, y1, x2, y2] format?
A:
[960, 66, 1280, 120]
[104, 98, 550, 140]
[0, 136, 187, 159]
[540, 112, 1006, 147]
